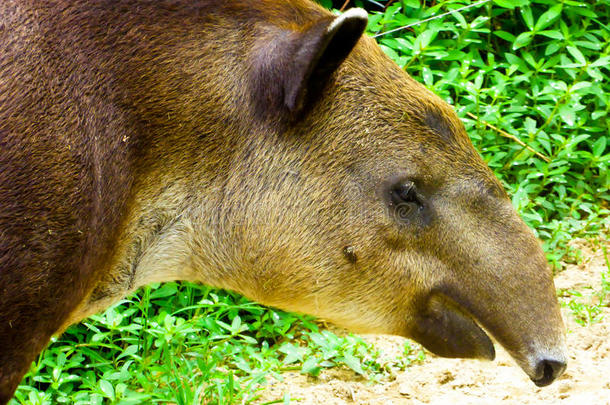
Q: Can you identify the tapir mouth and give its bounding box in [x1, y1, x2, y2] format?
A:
[408, 290, 568, 387]
[409, 292, 495, 361]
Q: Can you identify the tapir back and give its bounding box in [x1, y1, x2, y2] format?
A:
[0, 1, 139, 399]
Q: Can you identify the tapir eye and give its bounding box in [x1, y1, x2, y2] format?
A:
[388, 181, 422, 222]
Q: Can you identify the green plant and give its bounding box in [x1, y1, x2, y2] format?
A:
[564, 290, 603, 326]
[11, 283, 420, 404]
[557, 243, 610, 326]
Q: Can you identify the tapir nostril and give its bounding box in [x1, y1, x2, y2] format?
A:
[532, 359, 567, 387]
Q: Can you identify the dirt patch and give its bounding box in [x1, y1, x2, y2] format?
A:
[255, 239, 610, 404]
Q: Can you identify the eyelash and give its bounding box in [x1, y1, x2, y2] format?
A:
[388, 182, 422, 222]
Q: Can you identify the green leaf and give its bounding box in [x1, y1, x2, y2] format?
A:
[280, 343, 305, 364]
[404, 0, 421, 8]
[513, 32, 533, 50]
[545, 42, 561, 56]
[505, 53, 528, 73]
[230, 315, 241, 334]
[494, 30, 516, 42]
[574, 40, 601, 51]
[379, 45, 400, 61]
[592, 137, 607, 157]
[99, 380, 115, 400]
[493, 0, 527, 8]
[301, 357, 321, 376]
[570, 81, 591, 93]
[522, 52, 537, 68]
[535, 5, 562, 31]
[342, 353, 365, 375]
[537, 30, 563, 40]
[586, 67, 604, 81]
[566, 46, 586, 65]
[520, 6, 534, 30]
[558, 104, 576, 126]
[524, 117, 537, 134]
[492, 0, 514, 8]
[568, 7, 597, 18]
[116, 344, 139, 360]
[422, 66, 433, 86]
[414, 29, 436, 51]
[149, 283, 178, 299]
[589, 56, 610, 67]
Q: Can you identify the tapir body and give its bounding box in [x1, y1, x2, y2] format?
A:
[0, 0, 566, 402]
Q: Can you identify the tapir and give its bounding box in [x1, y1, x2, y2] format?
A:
[0, 0, 567, 402]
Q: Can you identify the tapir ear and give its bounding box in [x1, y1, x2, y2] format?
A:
[284, 8, 368, 113]
[251, 8, 368, 119]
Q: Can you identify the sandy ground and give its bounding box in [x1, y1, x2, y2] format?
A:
[255, 239, 610, 404]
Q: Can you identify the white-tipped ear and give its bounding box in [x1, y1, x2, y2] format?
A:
[327, 8, 368, 34]
[250, 8, 368, 119]
[283, 8, 368, 113]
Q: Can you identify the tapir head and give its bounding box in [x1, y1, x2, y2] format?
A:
[203, 5, 567, 386]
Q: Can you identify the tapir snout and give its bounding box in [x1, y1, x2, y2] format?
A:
[406, 187, 567, 385]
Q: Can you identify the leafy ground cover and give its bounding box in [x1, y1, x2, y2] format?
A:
[11, 1, 609, 404]
[11, 284, 425, 404]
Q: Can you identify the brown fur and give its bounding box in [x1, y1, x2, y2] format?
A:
[0, 1, 566, 402]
